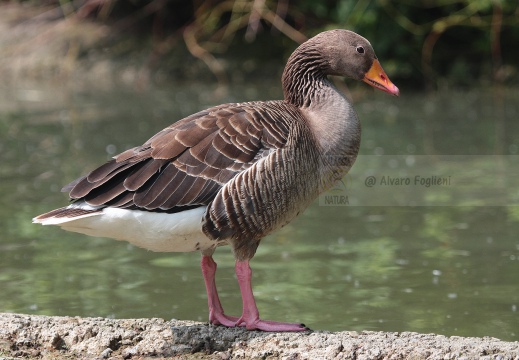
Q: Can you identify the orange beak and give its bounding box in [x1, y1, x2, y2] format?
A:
[362, 59, 399, 96]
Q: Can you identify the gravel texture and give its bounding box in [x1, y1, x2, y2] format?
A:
[1, 313, 518, 359]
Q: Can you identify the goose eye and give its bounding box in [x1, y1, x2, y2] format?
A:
[356, 46, 365, 54]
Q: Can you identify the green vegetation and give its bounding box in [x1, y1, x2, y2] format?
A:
[10, 0, 519, 88]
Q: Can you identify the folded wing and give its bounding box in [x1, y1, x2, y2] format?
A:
[59, 102, 290, 214]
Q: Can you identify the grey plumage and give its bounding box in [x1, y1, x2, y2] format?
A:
[33, 29, 400, 332]
[35, 30, 387, 261]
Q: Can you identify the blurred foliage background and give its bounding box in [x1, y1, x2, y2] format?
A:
[2, 0, 518, 89]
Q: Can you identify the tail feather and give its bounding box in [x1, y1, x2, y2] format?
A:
[33, 206, 102, 225]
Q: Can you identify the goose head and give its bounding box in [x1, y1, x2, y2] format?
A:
[313, 30, 399, 96]
[282, 29, 399, 104]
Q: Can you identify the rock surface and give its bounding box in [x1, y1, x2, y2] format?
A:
[0, 313, 518, 359]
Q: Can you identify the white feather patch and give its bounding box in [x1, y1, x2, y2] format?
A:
[37, 205, 219, 253]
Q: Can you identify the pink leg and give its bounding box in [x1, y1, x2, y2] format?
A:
[201, 255, 239, 326]
[234, 260, 308, 332]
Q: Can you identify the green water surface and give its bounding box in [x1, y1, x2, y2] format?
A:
[0, 81, 518, 341]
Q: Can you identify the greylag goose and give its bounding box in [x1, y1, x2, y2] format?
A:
[34, 29, 399, 332]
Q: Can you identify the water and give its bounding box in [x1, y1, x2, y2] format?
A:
[0, 81, 518, 341]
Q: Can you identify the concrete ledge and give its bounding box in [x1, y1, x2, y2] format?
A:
[0, 313, 518, 359]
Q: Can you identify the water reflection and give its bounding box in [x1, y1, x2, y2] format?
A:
[0, 82, 518, 341]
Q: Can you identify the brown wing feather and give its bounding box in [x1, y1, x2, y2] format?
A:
[144, 170, 188, 209]
[133, 162, 178, 207]
[63, 102, 291, 214]
[69, 161, 134, 198]
[123, 158, 169, 191]
[158, 173, 198, 209]
[106, 191, 134, 208]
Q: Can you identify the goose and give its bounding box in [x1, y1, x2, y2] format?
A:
[33, 29, 399, 332]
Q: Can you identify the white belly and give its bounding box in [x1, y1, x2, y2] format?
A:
[47, 206, 219, 252]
